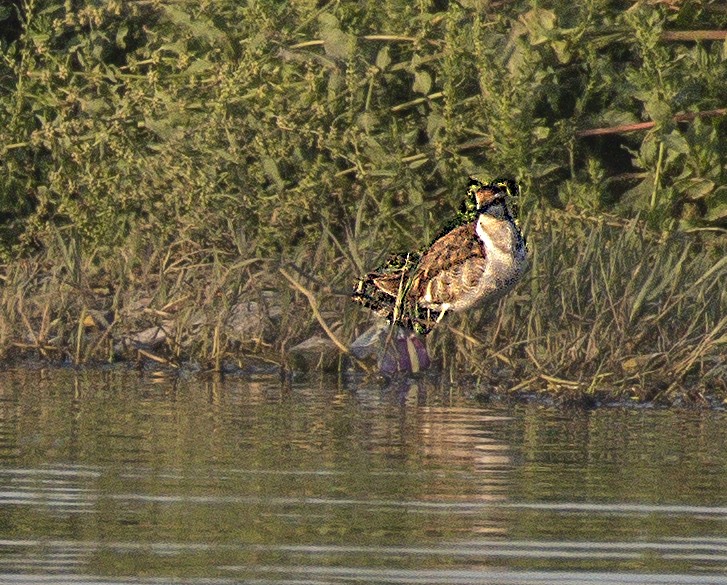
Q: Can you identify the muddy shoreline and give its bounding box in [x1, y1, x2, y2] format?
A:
[1, 357, 724, 410]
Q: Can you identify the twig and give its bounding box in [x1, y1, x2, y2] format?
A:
[2, 142, 29, 152]
[11, 342, 58, 352]
[540, 374, 583, 388]
[278, 268, 350, 356]
[17, 305, 49, 359]
[289, 35, 437, 51]
[507, 376, 539, 393]
[391, 91, 444, 112]
[288, 40, 325, 49]
[660, 30, 727, 41]
[446, 325, 485, 347]
[576, 108, 727, 137]
[84, 320, 115, 362]
[400, 152, 428, 164]
[337, 136, 493, 178]
[137, 347, 177, 367]
[283, 262, 351, 296]
[363, 34, 417, 43]
[456, 137, 494, 151]
[279, 269, 376, 374]
[335, 167, 357, 177]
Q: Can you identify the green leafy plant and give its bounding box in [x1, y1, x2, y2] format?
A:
[0, 0, 725, 401]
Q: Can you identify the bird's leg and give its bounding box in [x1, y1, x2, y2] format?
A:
[435, 304, 450, 323]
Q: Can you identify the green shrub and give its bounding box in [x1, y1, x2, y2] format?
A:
[0, 0, 725, 398]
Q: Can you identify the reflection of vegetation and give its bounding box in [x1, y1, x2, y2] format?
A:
[0, 2, 725, 400]
[0, 371, 490, 576]
[1, 371, 727, 577]
[510, 404, 727, 572]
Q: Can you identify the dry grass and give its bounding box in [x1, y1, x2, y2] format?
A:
[1, 204, 725, 404]
[428, 207, 727, 402]
[1, 1, 726, 404]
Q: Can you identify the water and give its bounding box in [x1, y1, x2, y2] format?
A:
[0, 369, 726, 585]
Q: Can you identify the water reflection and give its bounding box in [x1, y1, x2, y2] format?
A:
[0, 369, 726, 584]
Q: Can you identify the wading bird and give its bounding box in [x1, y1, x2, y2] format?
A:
[351, 178, 527, 374]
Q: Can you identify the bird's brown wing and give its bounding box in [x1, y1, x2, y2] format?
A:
[372, 271, 408, 297]
[409, 222, 487, 307]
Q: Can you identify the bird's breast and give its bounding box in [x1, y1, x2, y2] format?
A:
[455, 215, 526, 309]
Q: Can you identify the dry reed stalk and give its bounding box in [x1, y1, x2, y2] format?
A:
[137, 347, 176, 367]
[74, 310, 85, 365]
[278, 267, 349, 356]
[279, 267, 376, 374]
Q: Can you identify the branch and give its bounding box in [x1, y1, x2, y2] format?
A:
[278, 269, 350, 351]
[576, 108, 727, 137]
[279, 268, 376, 373]
[390, 91, 444, 113]
[661, 30, 727, 41]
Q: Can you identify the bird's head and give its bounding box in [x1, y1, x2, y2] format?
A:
[468, 178, 519, 212]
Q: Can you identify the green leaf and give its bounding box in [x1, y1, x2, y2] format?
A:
[552, 40, 571, 64]
[327, 71, 342, 102]
[458, 0, 489, 9]
[620, 177, 654, 211]
[599, 109, 640, 128]
[705, 203, 727, 222]
[409, 188, 424, 205]
[426, 112, 444, 138]
[708, 186, 727, 204]
[518, 8, 557, 45]
[532, 126, 550, 140]
[681, 178, 714, 200]
[530, 162, 560, 178]
[644, 97, 671, 124]
[639, 134, 658, 166]
[80, 98, 108, 115]
[376, 46, 391, 71]
[357, 112, 378, 132]
[143, 118, 177, 140]
[661, 131, 689, 155]
[185, 59, 214, 75]
[412, 70, 432, 95]
[162, 5, 226, 44]
[262, 157, 284, 189]
[116, 25, 128, 49]
[362, 136, 389, 166]
[673, 176, 714, 199]
[319, 13, 355, 60]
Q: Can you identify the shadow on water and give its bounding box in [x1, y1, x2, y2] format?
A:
[0, 368, 726, 584]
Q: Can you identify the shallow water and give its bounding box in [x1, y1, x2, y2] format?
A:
[0, 369, 726, 584]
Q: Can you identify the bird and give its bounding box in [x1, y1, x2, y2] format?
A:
[350, 178, 527, 373]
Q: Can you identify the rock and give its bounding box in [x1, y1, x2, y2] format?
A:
[227, 301, 270, 341]
[289, 335, 340, 371]
[350, 321, 389, 359]
[116, 320, 174, 352]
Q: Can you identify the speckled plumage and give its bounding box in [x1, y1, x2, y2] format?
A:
[352, 179, 527, 334]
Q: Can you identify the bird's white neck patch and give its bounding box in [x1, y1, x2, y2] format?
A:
[476, 213, 514, 260]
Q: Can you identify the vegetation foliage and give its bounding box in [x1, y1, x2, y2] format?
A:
[0, 0, 725, 402]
